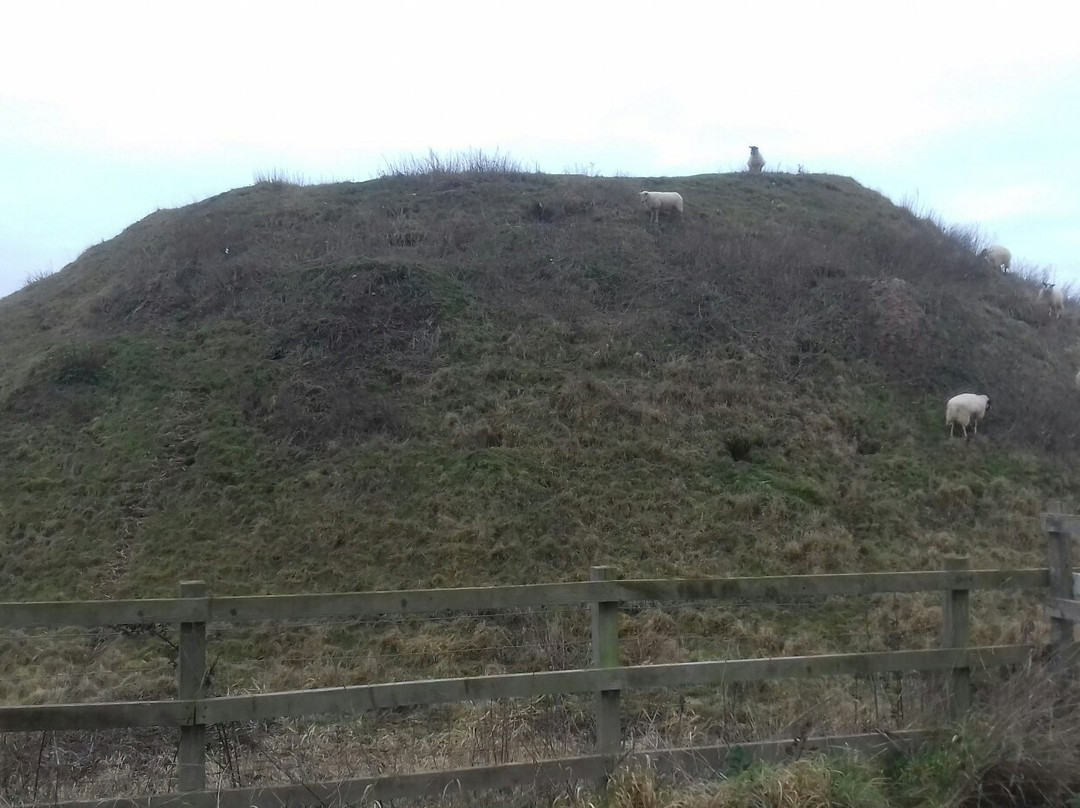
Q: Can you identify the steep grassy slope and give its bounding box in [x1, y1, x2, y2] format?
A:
[1, 170, 1077, 601]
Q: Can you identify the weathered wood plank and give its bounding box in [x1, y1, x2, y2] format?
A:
[20, 730, 928, 808]
[206, 570, 1048, 622]
[941, 556, 971, 719]
[1047, 506, 1076, 654]
[207, 581, 599, 622]
[0, 599, 202, 629]
[591, 565, 620, 759]
[0, 569, 1048, 629]
[1041, 512, 1080, 536]
[1047, 598, 1080, 623]
[616, 646, 1030, 691]
[199, 645, 1033, 724]
[642, 730, 927, 776]
[3, 647, 1016, 733]
[177, 581, 208, 792]
[0, 700, 195, 732]
[611, 569, 1047, 603]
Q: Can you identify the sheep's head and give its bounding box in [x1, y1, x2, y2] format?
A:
[638, 191, 650, 207]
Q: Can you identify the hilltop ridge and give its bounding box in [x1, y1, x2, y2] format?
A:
[0, 170, 1076, 599]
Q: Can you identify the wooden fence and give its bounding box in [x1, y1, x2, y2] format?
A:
[1, 510, 1076, 807]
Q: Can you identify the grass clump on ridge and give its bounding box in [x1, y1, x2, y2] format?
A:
[378, 147, 538, 179]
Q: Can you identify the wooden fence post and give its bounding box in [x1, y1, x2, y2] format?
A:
[1044, 500, 1075, 663]
[177, 580, 208, 792]
[940, 555, 970, 720]
[590, 566, 620, 770]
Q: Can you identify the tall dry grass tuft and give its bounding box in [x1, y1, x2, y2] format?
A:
[558, 754, 888, 808]
[378, 148, 538, 179]
[702, 755, 887, 808]
[22, 268, 56, 289]
[917, 656, 1080, 807]
[252, 168, 309, 187]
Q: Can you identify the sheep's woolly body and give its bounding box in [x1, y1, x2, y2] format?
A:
[639, 191, 684, 224]
[981, 245, 1011, 273]
[946, 393, 991, 439]
[748, 146, 765, 174]
[1038, 283, 1065, 318]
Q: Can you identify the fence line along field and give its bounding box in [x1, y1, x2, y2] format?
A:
[3, 515, 1073, 808]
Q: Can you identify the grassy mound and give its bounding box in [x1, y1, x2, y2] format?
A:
[2, 162, 1079, 806]
[0, 169, 1076, 599]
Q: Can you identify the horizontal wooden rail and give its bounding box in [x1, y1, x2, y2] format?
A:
[16, 730, 928, 808]
[200, 644, 1033, 724]
[1047, 598, 1080, 624]
[0, 700, 195, 732]
[0, 569, 1049, 629]
[1042, 513, 1080, 535]
[0, 599, 205, 629]
[0, 645, 1033, 731]
[209, 581, 597, 622]
[609, 569, 1047, 603]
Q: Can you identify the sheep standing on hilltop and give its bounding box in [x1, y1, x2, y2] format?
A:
[980, 245, 1011, 273]
[748, 146, 765, 174]
[1038, 282, 1065, 318]
[639, 191, 683, 224]
[946, 393, 991, 439]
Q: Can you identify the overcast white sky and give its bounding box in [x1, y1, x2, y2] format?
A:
[2, 1, 1078, 300]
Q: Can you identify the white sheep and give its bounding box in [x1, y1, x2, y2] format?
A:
[639, 191, 684, 224]
[979, 245, 1011, 273]
[1038, 282, 1065, 318]
[748, 146, 765, 174]
[946, 393, 991, 439]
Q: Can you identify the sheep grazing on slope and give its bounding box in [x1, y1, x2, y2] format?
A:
[980, 245, 1011, 273]
[1038, 282, 1065, 318]
[747, 146, 765, 174]
[639, 190, 684, 224]
[946, 393, 991, 439]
